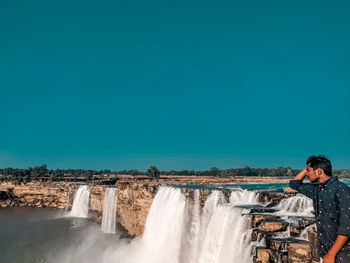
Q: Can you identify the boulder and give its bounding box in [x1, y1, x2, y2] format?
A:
[260, 220, 288, 233]
[287, 242, 312, 262]
[253, 247, 271, 263]
[251, 214, 280, 228]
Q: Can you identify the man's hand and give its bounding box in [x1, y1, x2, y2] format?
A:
[323, 252, 336, 263]
[323, 235, 349, 263]
[293, 168, 308, 181]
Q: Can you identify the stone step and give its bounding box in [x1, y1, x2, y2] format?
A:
[237, 205, 279, 213]
[295, 217, 315, 228]
[253, 247, 271, 263]
[260, 220, 289, 233]
[285, 217, 315, 237]
[247, 214, 281, 228]
[265, 237, 307, 251]
[254, 238, 317, 263]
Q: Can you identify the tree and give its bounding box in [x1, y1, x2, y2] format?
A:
[129, 169, 139, 176]
[50, 169, 63, 181]
[84, 170, 93, 181]
[210, 167, 220, 177]
[29, 165, 48, 180]
[146, 166, 160, 179]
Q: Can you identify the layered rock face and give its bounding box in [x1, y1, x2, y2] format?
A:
[251, 214, 319, 263]
[0, 181, 158, 236]
[117, 183, 157, 236]
[0, 182, 75, 209]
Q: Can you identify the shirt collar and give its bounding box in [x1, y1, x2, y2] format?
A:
[320, 176, 338, 188]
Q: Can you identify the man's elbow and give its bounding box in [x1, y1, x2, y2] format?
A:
[289, 180, 302, 190]
[337, 226, 350, 237]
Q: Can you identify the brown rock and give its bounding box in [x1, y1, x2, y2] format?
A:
[251, 229, 266, 242]
[260, 220, 288, 232]
[290, 225, 301, 236]
[298, 218, 315, 228]
[252, 214, 280, 228]
[287, 242, 312, 262]
[254, 248, 271, 263]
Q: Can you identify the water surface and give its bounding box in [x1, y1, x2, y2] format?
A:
[0, 207, 104, 263]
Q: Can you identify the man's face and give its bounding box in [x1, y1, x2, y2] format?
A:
[306, 164, 318, 182]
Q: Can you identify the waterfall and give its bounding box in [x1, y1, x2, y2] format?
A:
[274, 193, 314, 216]
[69, 185, 90, 218]
[229, 188, 260, 206]
[140, 187, 187, 263]
[187, 190, 201, 262]
[197, 204, 252, 263]
[138, 187, 260, 263]
[196, 189, 256, 263]
[54, 186, 267, 263]
[101, 188, 118, 233]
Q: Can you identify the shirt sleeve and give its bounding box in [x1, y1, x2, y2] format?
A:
[336, 185, 350, 237]
[289, 180, 316, 199]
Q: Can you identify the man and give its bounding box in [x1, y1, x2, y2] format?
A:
[290, 155, 350, 263]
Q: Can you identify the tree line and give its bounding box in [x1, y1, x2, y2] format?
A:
[0, 164, 349, 184]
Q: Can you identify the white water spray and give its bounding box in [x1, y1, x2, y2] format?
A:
[140, 187, 187, 263]
[139, 187, 260, 263]
[197, 204, 252, 263]
[274, 194, 314, 216]
[187, 190, 201, 263]
[229, 188, 260, 206]
[200, 190, 226, 234]
[69, 185, 90, 218]
[101, 188, 118, 233]
[57, 186, 263, 263]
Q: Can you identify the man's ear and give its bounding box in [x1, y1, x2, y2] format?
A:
[317, 168, 323, 175]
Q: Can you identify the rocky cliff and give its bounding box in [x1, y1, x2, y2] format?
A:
[0, 181, 158, 236]
[0, 181, 75, 209]
[0, 180, 320, 262]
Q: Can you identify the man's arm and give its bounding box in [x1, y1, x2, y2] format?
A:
[289, 168, 316, 199]
[292, 168, 307, 180]
[323, 235, 349, 263]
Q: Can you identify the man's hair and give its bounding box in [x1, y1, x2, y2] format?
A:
[306, 155, 332, 176]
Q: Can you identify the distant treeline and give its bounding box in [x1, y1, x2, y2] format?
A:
[0, 165, 349, 184]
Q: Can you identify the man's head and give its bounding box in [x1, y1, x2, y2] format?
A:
[306, 155, 332, 182]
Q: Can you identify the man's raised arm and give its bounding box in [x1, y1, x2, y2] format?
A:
[289, 168, 316, 199]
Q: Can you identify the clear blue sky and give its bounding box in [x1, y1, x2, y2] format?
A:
[1, 0, 349, 170]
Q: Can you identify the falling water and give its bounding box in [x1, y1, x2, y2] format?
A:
[69, 185, 90, 218]
[300, 224, 315, 240]
[101, 188, 118, 233]
[200, 190, 226, 235]
[229, 188, 260, 206]
[274, 193, 314, 216]
[195, 190, 257, 263]
[54, 186, 265, 263]
[140, 187, 187, 263]
[138, 187, 260, 263]
[187, 190, 201, 262]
